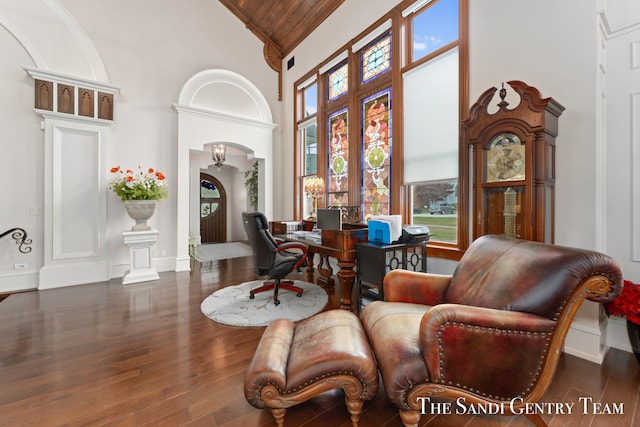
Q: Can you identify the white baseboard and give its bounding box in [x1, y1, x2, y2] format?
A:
[109, 256, 176, 279]
[564, 321, 609, 364]
[0, 270, 39, 293]
[605, 316, 633, 352]
[0, 257, 179, 294]
[175, 256, 191, 272]
[39, 261, 109, 289]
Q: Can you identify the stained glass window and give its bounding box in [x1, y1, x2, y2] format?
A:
[201, 180, 220, 198]
[328, 108, 349, 206]
[361, 90, 391, 216]
[362, 33, 391, 83]
[328, 63, 348, 101]
[200, 179, 221, 218]
[200, 202, 219, 218]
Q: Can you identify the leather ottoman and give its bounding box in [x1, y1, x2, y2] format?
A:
[244, 309, 379, 427]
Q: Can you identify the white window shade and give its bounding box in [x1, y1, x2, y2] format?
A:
[403, 47, 459, 184]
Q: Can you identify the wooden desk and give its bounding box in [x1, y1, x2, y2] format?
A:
[272, 223, 367, 311]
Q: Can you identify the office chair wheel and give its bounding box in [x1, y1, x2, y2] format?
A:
[274, 299, 280, 306]
[296, 293, 302, 297]
[249, 294, 255, 299]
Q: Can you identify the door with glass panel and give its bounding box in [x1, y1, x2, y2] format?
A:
[200, 173, 226, 243]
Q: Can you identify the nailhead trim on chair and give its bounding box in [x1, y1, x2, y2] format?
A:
[436, 322, 552, 401]
[255, 370, 369, 406]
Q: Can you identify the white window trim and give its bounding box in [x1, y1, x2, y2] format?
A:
[319, 50, 349, 75]
[298, 116, 316, 130]
[351, 19, 392, 53]
[402, 0, 434, 17]
[297, 75, 317, 91]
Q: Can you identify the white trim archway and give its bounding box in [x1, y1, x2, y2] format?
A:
[173, 69, 276, 271]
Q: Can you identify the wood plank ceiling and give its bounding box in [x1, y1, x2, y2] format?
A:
[219, 0, 345, 99]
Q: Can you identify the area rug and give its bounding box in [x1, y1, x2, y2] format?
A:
[200, 280, 328, 327]
[196, 242, 252, 262]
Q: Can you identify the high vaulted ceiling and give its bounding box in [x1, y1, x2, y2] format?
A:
[219, 0, 345, 99]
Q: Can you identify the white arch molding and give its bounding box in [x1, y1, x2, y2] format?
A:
[1, 0, 110, 82]
[173, 69, 277, 271]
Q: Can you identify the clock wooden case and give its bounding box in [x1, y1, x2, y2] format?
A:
[464, 80, 564, 243]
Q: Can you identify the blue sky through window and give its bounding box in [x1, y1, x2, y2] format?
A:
[304, 84, 317, 116]
[412, 0, 458, 61]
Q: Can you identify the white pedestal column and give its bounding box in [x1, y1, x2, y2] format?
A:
[122, 229, 159, 285]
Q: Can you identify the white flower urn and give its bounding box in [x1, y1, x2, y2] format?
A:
[123, 200, 156, 231]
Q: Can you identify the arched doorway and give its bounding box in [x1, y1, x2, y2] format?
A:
[200, 173, 226, 243]
[174, 69, 276, 271]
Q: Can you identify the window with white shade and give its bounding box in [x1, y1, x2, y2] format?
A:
[293, 0, 468, 253]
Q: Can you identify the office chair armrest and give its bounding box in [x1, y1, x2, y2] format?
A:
[274, 242, 308, 254]
[274, 242, 309, 271]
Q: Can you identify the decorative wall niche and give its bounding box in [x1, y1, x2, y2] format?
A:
[78, 88, 94, 117]
[57, 84, 74, 114]
[26, 67, 117, 122]
[98, 92, 114, 120]
[35, 79, 53, 111]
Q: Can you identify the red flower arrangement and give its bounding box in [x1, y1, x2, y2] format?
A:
[109, 165, 168, 201]
[605, 280, 640, 325]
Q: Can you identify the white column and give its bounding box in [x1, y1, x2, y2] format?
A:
[122, 229, 159, 285]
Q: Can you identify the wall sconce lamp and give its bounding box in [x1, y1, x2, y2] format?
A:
[211, 144, 226, 171]
[304, 175, 325, 219]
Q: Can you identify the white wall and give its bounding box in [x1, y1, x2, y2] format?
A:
[0, 19, 43, 291]
[0, 0, 278, 290]
[602, 0, 640, 283]
[601, 0, 640, 353]
[469, 0, 603, 251]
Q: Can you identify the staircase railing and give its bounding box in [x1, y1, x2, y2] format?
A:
[0, 228, 32, 253]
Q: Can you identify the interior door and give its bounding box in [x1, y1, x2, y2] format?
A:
[200, 173, 226, 243]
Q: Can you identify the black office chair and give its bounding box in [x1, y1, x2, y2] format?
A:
[241, 212, 309, 305]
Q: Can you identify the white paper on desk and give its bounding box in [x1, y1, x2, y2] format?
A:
[281, 221, 301, 231]
[369, 215, 402, 242]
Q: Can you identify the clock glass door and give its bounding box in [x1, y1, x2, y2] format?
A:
[483, 186, 525, 239]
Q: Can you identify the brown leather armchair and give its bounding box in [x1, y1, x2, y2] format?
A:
[360, 234, 623, 427]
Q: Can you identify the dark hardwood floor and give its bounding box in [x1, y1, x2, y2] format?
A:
[1, 256, 639, 426]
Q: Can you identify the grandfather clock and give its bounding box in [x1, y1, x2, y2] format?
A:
[464, 81, 564, 243]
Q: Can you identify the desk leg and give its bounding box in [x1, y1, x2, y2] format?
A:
[305, 250, 315, 281]
[316, 255, 335, 288]
[337, 259, 356, 311]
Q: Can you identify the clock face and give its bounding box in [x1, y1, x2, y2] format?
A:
[486, 133, 525, 182]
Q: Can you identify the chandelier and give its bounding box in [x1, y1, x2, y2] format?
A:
[211, 144, 226, 171]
